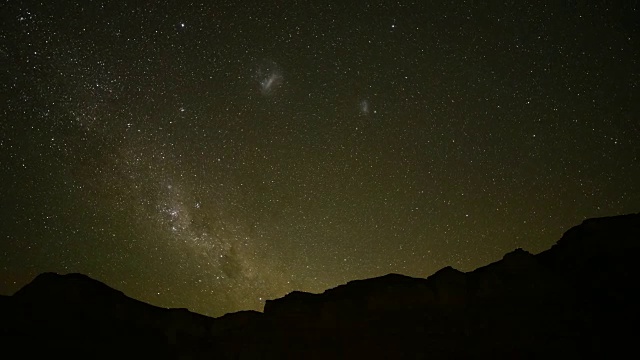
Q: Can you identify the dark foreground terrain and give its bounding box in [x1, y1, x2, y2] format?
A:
[1, 213, 639, 359]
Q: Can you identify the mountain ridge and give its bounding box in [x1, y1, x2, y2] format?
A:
[1, 212, 639, 359]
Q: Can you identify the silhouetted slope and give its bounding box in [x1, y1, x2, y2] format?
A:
[3, 273, 215, 359]
[1, 213, 638, 359]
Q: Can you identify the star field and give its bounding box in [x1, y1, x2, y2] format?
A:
[1, 1, 638, 317]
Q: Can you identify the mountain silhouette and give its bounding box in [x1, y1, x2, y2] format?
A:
[1, 213, 638, 359]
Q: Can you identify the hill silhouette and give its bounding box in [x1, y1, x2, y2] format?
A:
[1, 213, 638, 359]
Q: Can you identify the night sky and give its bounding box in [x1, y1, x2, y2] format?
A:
[1, 1, 638, 317]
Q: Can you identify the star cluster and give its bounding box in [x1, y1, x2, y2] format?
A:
[1, 1, 638, 316]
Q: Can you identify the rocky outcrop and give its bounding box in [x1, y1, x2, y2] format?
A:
[252, 213, 640, 358]
[1, 213, 639, 359]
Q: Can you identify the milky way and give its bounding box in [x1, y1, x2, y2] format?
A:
[1, 1, 638, 317]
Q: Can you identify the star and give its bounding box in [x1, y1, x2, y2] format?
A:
[1, 0, 637, 318]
